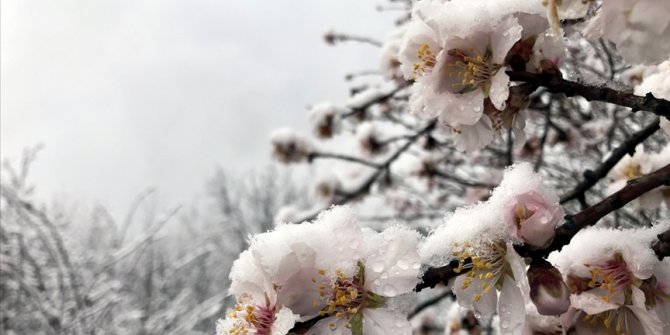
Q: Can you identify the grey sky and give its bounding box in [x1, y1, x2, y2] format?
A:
[1, 0, 394, 216]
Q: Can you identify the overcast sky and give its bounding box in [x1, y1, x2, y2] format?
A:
[1, 0, 395, 217]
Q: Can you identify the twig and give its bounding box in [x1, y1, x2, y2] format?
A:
[408, 290, 454, 319]
[517, 164, 670, 258]
[308, 152, 381, 168]
[534, 108, 552, 171]
[560, 119, 660, 204]
[506, 71, 670, 119]
[415, 259, 471, 291]
[343, 84, 409, 119]
[324, 31, 382, 47]
[295, 120, 436, 223]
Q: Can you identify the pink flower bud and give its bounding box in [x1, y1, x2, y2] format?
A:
[505, 191, 563, 249]
[528, 259, 570, 316]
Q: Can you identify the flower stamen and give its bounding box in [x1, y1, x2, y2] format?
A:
[412, 43, 437, 78]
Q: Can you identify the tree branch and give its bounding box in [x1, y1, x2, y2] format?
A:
[343, 83, 409, 118]
[308, 152, 381, 168]
[652, 228, 670, 260]
[418, 164, 670, 291]
[507, 70, 670, 119]
[295, 120, 436, 223]
[518, 163, 670, 258]
[415, 259, 471, 291]
[560, 119, 660, 204]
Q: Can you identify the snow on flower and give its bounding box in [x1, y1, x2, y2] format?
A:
[271, 128, 313, 164]
[399, 0, 557, 151]
[634, 59, 670, 136]
[217, 250, 301, 335]
[380, 25, 409, 82]
[397, 2, 443, 80]
[606, 144, 669, 209]
[489, 163, 564, 249]
[583, 0, 670, 65]
[521, 301, 563, 335]
[304, 210, 422, 335]
[421, 202, 527, 334]
[310, 102, 347, 139]
[223, 206, 422, 335]
[315, 173, 342, 204]
[274, 206, 300, 225]
[420, 163, 567, 333]
[549, 223, 670, 335]
[541, 0, 592, 35]
[357, 122, 388, 156]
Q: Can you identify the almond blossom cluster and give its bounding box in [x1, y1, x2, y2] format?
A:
[218, 161, 669, 334]
[256, 0, 670, 334]
[397, 0, 563, 151]
[550, 223, 670, 334]
[607, 144, 670, 209]
[216, 207, 422, 335]
[422, 164, 565, 334]
[547, 0, 670, 65]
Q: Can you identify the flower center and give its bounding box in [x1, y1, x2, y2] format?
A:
[514, 205, 536, 227]
[226, 297, 275, 335]
[622, 162, 642, 180]
[312, 264, 368, 330]
[586, 253, 634, 303]
[452, 241, 507, 302]
[412, 43, 437, 79]
[445, 48, 501, 94]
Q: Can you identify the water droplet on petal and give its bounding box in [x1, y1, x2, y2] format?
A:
[396, 260, 409, 270]
[382, 284, 397, 296]
[372, 262, 384, 273]
[412, 262, 421, 270]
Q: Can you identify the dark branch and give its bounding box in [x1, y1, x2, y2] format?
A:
[308, 152, 381, 168]
[296, 120, 436, 223]
[652, 228, 670, 260]
[560, 119, 660, 204]
[343, 84, 410, 119]
[415, 258, 471, 292]
[408, 290, 454, 319]
[517, 163, 670, 258]
[506, 70, 670, 119]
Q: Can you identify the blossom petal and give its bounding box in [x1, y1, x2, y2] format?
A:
[362, 309, 411, 335]
[364, 227, 421, 297]
[489, 71, 510, 110]
[498, 275, 526, 335]
[271, 307, 300, 335]
[306, 316, 349, 335]
[570, 290, 618, 315]
[491, 16, 522, 65]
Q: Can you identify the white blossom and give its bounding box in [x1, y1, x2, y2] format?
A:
[489, 163, 563, 249]
[634, 59, 670, 136]
[271, 128, 313, 164]
[583, 0, 670, 65]
[399, 0, 556, 151]
[606, 145, 668, 209]
[549, 224, 670, 335]
[310, 102, 346, 139]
